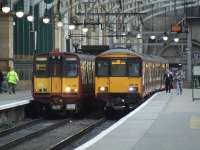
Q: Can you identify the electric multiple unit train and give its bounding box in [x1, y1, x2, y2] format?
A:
[32, 49, 168, 116]
[32, 51, 95, 115]
[95, 49, 168, 113]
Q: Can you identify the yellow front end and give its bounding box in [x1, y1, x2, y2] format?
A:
[62, 77, 79, 94]
[34, 77, 51, 93]
[95, 77, 142, 95]
[34, 77, 79, 94]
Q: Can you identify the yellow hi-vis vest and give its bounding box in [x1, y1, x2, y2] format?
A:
[6, 70, 19, 85]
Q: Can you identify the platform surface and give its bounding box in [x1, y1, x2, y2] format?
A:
[76, 89, 200, 150]
[0, 90, 32, 110]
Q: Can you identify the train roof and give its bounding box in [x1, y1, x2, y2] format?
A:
[97, 49, 168, 63]
[34, 51, 95, 60]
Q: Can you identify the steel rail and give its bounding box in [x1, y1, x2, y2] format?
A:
[47, 118, 106, 150]
[0, 119, 70, 150]
[0, 118, 42, 138]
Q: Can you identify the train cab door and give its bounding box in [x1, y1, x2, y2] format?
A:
[109, 58, 129, 93]
[49, 55, 62, 94]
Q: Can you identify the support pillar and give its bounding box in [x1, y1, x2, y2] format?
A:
[0, 15, 13, 71]
[186, 27, 192, 82]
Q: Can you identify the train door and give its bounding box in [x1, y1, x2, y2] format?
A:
[109, 58, 129, 93]
[49, 55, 62, 93]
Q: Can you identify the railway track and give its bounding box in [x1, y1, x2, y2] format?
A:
[6, 118, 106, 150]
[0, 119, 69, 150]
[47, 118, 105, 150]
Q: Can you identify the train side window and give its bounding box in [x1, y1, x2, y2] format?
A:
[96, 60, 109, 76]
[128, 61, 141, 76]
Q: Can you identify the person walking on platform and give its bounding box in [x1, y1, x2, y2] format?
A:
[6, 67, 19, 94]
[163, 69, 173, 93]
[175, 68, 184, 95]
[0, 70, 3, 93]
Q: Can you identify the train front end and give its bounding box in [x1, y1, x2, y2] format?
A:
[33, 52, 81, 114]
[95, 50, 143, 112]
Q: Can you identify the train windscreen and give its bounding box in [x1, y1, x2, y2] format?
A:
[96, 58, 141, 77]
[34, 57, 48, 77]
[96, 60, 109, 76]
[63, 58, 78, 77]
[111, 59, 127, 76]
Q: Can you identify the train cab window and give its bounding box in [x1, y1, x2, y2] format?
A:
[63, 58, 78, 77]
[111, 59, 126, 76]
[96, 60, 109, 76]
[128, 61, 141, 76]
[34, 57, 48, 77]
[49, 56, 62, 76]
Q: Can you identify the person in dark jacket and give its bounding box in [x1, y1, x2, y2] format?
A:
[0, 70, 3, 93]
[163, 69, 173, 93]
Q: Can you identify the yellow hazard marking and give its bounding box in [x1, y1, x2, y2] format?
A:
[190, 116, 200, 129]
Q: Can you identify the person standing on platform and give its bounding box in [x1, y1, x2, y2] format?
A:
[175, 68, 184, 95]
[163, 69, 173, 93]
[6, 67, 19, 94]
[0, 70, 3, 93]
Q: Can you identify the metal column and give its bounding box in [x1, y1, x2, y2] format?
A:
[186, 27, 192, 81]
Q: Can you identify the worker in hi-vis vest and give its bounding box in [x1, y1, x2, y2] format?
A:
[6, 67, 19, 94]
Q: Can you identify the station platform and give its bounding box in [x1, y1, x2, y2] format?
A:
[0, 90, 32, 124]
[0, 90, 32, 111]
[76, 89, 200, 150]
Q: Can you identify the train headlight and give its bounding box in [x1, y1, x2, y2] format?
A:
[65, 87, 71, 93]
[99, 86, 108, 92]
[129, 87, 136, 92]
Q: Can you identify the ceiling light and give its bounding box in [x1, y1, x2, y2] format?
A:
[27, 15, 34, 22]
[2, 6, 10, 14]
[162, 35, 168, 41]
[150, 35, 156, 40]
[136, 33, 142, 39]
[57, 21, 63, 27]
[174, 37, 179, 42]
[43, 16, 50, 24]
[69, 24, 75, 30]
[82, 27, 88, 33]
[16, 11, 24, 18]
